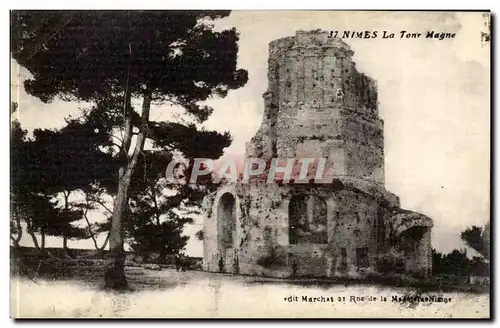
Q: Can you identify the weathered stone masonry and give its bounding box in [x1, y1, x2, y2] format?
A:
[203, 30, 433, 279]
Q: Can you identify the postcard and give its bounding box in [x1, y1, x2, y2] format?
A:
[10, 10, 491, 318]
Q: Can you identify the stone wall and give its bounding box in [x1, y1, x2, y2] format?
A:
[246, 29, 385, 185]
[203, 183, 398, 278]
[206, 30, 433, 280]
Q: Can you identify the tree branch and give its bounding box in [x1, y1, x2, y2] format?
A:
[92, 197, 114, 215]
[150, 185, 161, 226]
[27, 220, 41, 251]
[100, 231, 111, 251]
[128, 89, 152, 171]
[82, 206, 99, 249]
[122, 91, 134, 161]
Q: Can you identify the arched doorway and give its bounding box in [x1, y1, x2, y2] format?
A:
[400, 225, 428, 273]
[217, 193, 236, 250]
[390, 211, 433, 276]
[289, 194, 328, 244]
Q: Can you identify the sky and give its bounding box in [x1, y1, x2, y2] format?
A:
[11, 11, 490, 256]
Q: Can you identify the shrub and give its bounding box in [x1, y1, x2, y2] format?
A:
[256, 246, 285, 268]
[375, 248, 406, 274]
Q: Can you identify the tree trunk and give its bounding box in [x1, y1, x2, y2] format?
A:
[104, 90, 152, 290]
[27, 230, 40, 250]
[84, 202, 110, 258]
[40, 228, 45, 250]
[105, 177, 130, 289]
[10, 235, 19, 247]
[62, 235, 73, 258]
[62, 191, 72, 258]
[83, 209, 100, 250]
[82, 204, 111, 254]
[100, 231, 111, 251]
[11, 216, 22, 247]
[27, 221, 41, 251]
[97, 232, 111, 259]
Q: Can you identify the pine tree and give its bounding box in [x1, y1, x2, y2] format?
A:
[11, 10, 247, 289]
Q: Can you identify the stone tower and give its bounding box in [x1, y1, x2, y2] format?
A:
[203, 30, 433, 279]
[246, 30, 384, 184]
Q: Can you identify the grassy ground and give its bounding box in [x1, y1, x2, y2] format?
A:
[11, 268, 491, 318]
[11, 253, 181, 290]
[10, 246, 490, 294]
[10, 248, 490, 318]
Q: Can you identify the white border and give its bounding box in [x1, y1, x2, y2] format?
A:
[2, 2, 497, 327]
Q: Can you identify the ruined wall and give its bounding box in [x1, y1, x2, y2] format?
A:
[246, 30, 384, 184]
[203, 184, 289, 276]
[209, 30, 433, 280]
[386, 210, 434, 276]
[330, 190, 381, 275]
[204, 183, 392, 278]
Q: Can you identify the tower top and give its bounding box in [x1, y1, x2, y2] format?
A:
[246, 30, 384, 185]
[269, 29, 354, 57]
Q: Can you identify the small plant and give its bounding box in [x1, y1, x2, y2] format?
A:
[256, 245, 282, 268]
[375, 247, 406, 274]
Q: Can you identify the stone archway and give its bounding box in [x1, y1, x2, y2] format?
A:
[390, 211, 433, 276]
[289, 194, 328, 244]
[217, 192, 236, 250]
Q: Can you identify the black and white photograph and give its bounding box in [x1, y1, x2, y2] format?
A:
[9, 10, 491, 318]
